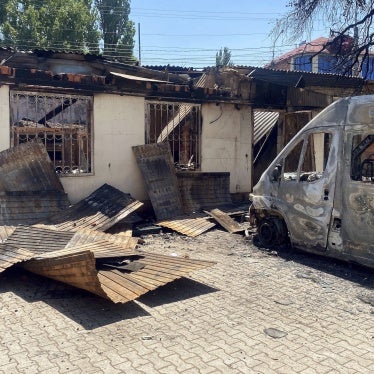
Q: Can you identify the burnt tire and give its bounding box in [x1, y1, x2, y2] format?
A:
[257, 217, 288, 248]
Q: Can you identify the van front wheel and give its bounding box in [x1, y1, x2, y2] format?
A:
[257, 217, 288, 248]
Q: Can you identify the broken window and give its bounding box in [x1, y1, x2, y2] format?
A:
[10, 91, 92, 175]
[300, 132, 332, 182]
[351, 134, 374, 182]
[283, 140, 303, 180]
[145, 101, 202, 170]
[282, 132, 332, 182]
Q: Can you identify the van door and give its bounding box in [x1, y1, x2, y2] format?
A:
[340, 131, 374, 266]
[275, 129, 339, 250]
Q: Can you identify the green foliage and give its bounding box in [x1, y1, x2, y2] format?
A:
[0, 0, 100, 53]
[216, 47, 232, 67]
[95, 0, 135, 62]
[0, 0, 136, 62]
[0, 1, 9, 24]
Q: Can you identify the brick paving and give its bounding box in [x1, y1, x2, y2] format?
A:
[0, 229, 373, 373]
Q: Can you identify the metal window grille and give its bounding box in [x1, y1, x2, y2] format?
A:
[145, 101, 202, 170]
[10, 91, 92, 175]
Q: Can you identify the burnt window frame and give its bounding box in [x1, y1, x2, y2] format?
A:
[10, 90, 93, 176]
[145, 100, 202, 170]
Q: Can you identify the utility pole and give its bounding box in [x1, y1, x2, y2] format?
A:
[138, 23, 141, 66]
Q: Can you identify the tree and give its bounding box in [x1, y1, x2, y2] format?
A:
[0, 0, 100, 53]
[0, 0, 136, 62]
[273, 0, 374, 77]
[0, 1, 8, 24]
[216, 47, 232, 67]
[95, 0, 135, 62]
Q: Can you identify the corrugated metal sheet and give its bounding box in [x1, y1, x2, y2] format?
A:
[66, 228, 138, 249]
[0, 244, 35, 273]
[0, 142, 70, 225]
[287, 87, 332, 108]
[133, 143, 184, 220]
[41, 184, 143, 232]
[176, 172, 233, 214]
[1, 226, 215, 304]
[3, 226, 75, 254]
[0, 192, 70, 226]
[21, 244, 215, 303]
[134, 145, 242, 236]
[22, 249, 110, 299]
[206, 209, 244, 234]
[254, 111, 279, 145]
[0, 141, 64, 193]
[110, 71, 168, 83]
[0, 225, 137, 274]
[0, 226, 15, 242]
[157, 214, 215, 237]
[246, 66, 365, 89]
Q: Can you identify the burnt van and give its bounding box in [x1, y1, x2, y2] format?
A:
[250, 95, 374, 268]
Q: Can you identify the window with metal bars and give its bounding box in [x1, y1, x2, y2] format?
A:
[10, 91, 92, 176]
[145, 101, 202, 170]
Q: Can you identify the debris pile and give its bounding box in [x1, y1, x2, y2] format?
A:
[133, 143, 248, 237]
[0, 142, 216, 304]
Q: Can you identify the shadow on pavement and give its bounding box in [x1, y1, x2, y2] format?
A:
[252, 235, 374, 290]
[0, 267, 149, 329]
[0, 268, 218, 329]
[137, 277, 218, 308]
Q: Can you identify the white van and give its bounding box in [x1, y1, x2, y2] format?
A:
[250, 95, 374, 268]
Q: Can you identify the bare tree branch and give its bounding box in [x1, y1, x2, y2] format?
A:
[273, 0, 374, 76]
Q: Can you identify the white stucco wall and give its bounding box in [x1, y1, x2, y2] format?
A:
[201, 103, 252, 193]
[0, 85, 10, 152]
[61, 94, 147, 203]
[1, 86, 252, 202]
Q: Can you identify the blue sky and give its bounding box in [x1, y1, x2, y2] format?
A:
[130, 0, 329, 68]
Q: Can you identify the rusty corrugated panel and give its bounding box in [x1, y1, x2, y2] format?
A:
[157, 214, 215, 237]
[3, 226, 75, 254]
[287, 87, 332, 108]
[0, 226, 16, 242]
[0, 142, 64, 192]
[41, 184, 143, 232]
[245, 66, 365, 89]
[0, 243, 35, 273]
[21, 250, 109, 300]
[19, 239, 215, 304]
[0, 225, 137, 273]
[206, 209, 244, 234]
[133, 143, 184, 220]
[2, 225, 215, 303]
[3, 225, 138, 254]
[0, 192, 70, 226]
[0, 142, 70, 225]
[176, 172, 233, 214]
[66, 228, 138, 249]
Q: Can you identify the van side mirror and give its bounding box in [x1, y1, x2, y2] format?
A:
[271, 163, 282, 182]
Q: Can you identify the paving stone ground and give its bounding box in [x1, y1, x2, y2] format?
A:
[0, 229, 373, 373]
